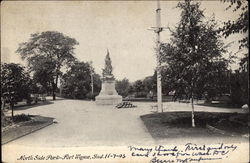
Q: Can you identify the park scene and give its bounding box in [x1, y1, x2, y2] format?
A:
[1, 0, 249, 162]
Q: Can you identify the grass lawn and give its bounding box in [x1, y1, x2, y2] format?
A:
[2, 114, 54, 145]
[197, 103, 240, 109]
[1, 114, 32, 128]
[140, 111, 249, 139]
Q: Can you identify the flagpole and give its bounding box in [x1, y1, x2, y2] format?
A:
[156, 0, 163, 112]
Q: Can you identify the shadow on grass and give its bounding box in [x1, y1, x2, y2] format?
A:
[47, 98, 69, 102]
[12, 97, 70, 111]
[125, 98, 173, 102]
[140, 111, 249, 140]
[13, 101, 54, 111]
[196, 103, 240, 109]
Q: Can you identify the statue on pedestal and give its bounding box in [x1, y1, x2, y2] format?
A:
[102, 50, 114, 80]
[95, 49, 122, 105]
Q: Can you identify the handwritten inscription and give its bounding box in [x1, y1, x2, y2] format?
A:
[128, 143, 237, 163]
[16, 143, 237, 162]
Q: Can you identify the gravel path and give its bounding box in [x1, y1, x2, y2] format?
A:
[3, 98, 154, 147]
[2, 97, 247, 147]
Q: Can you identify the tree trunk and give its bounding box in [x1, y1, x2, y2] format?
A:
[190, 79, 196, 128]
[1, 98, 5, 112]
[191, 94, 195, 127]
[53, 92, 56, 100]
[52, 74, 59, 101]
[1, 109, 4, 117]
[11, 103, 14, 120]
[55, 74, 59, 89]
[52, 81, 56, 100]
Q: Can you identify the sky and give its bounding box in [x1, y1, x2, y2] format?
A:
[1, 1, 246, 82]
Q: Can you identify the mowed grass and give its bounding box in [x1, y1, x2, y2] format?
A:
[2, 114, 32, 128]
[140, 111, 249, 139]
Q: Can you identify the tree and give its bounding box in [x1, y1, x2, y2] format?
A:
[31, 55, 57, 95]
[220, 0, 248, 71]
[16, 31, 79, 100]
[134, 80, 147, 97]
[1, 63, 32, 118]
[230, 70, 249, 107]
[128, 85, 135, 95]
[115, 78, 130, 97]
[142, 76, 155, 93]
[221, 0, 248, 49]
[92, 73, 102, 98]
[160, 0, 228, 127]
[220, 0, 249, 106]
[61, 61, 101, 99]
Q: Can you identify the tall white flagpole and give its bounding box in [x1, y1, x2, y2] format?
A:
[156, 0, 163, 112]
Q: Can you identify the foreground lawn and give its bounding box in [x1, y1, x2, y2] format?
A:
[140, 111, 249, 139]
[2, 114, 54, 144]
[2, 114, 32, 128]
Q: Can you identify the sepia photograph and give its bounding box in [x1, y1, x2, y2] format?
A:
[1, 0, 249, 162]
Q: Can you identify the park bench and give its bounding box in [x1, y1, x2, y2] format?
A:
[39, 94, 46, 102]
[116, 101, 136, 109]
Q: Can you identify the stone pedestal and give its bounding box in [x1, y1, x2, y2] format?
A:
[95, 79, 122, 105]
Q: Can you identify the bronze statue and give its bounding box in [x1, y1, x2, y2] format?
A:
[96, 49, 122, 105]
[102, 49, 114, 79]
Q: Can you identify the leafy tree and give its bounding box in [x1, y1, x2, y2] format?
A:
[92, 73, 102, 98]
[221, 0, 248, 49]
[160, 0, 228, 127]
[134, 80, 147, 97]
[16, 31, 79, 100]
[230, 70, 249, 106]
[220, 0, 249, 105]
[220, 0, 248, 71]
[142, 76, 155, 93]
[84, 73, 102, 100]
[115, 78, 130, 97]
[1, 63, 32, 118]
[128, 85, 135, 95]
[61, 61, 101, 99]
[31, 55, 56, 95]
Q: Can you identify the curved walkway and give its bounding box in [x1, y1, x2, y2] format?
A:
[2, 98, 247, 147]
[3, 98, 154, 147]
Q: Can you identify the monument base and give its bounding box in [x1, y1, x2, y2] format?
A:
[95, 94, 122, 105]
[95, 79, 122, 105]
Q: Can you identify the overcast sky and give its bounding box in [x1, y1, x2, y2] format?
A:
[1, 1, 246, 82]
